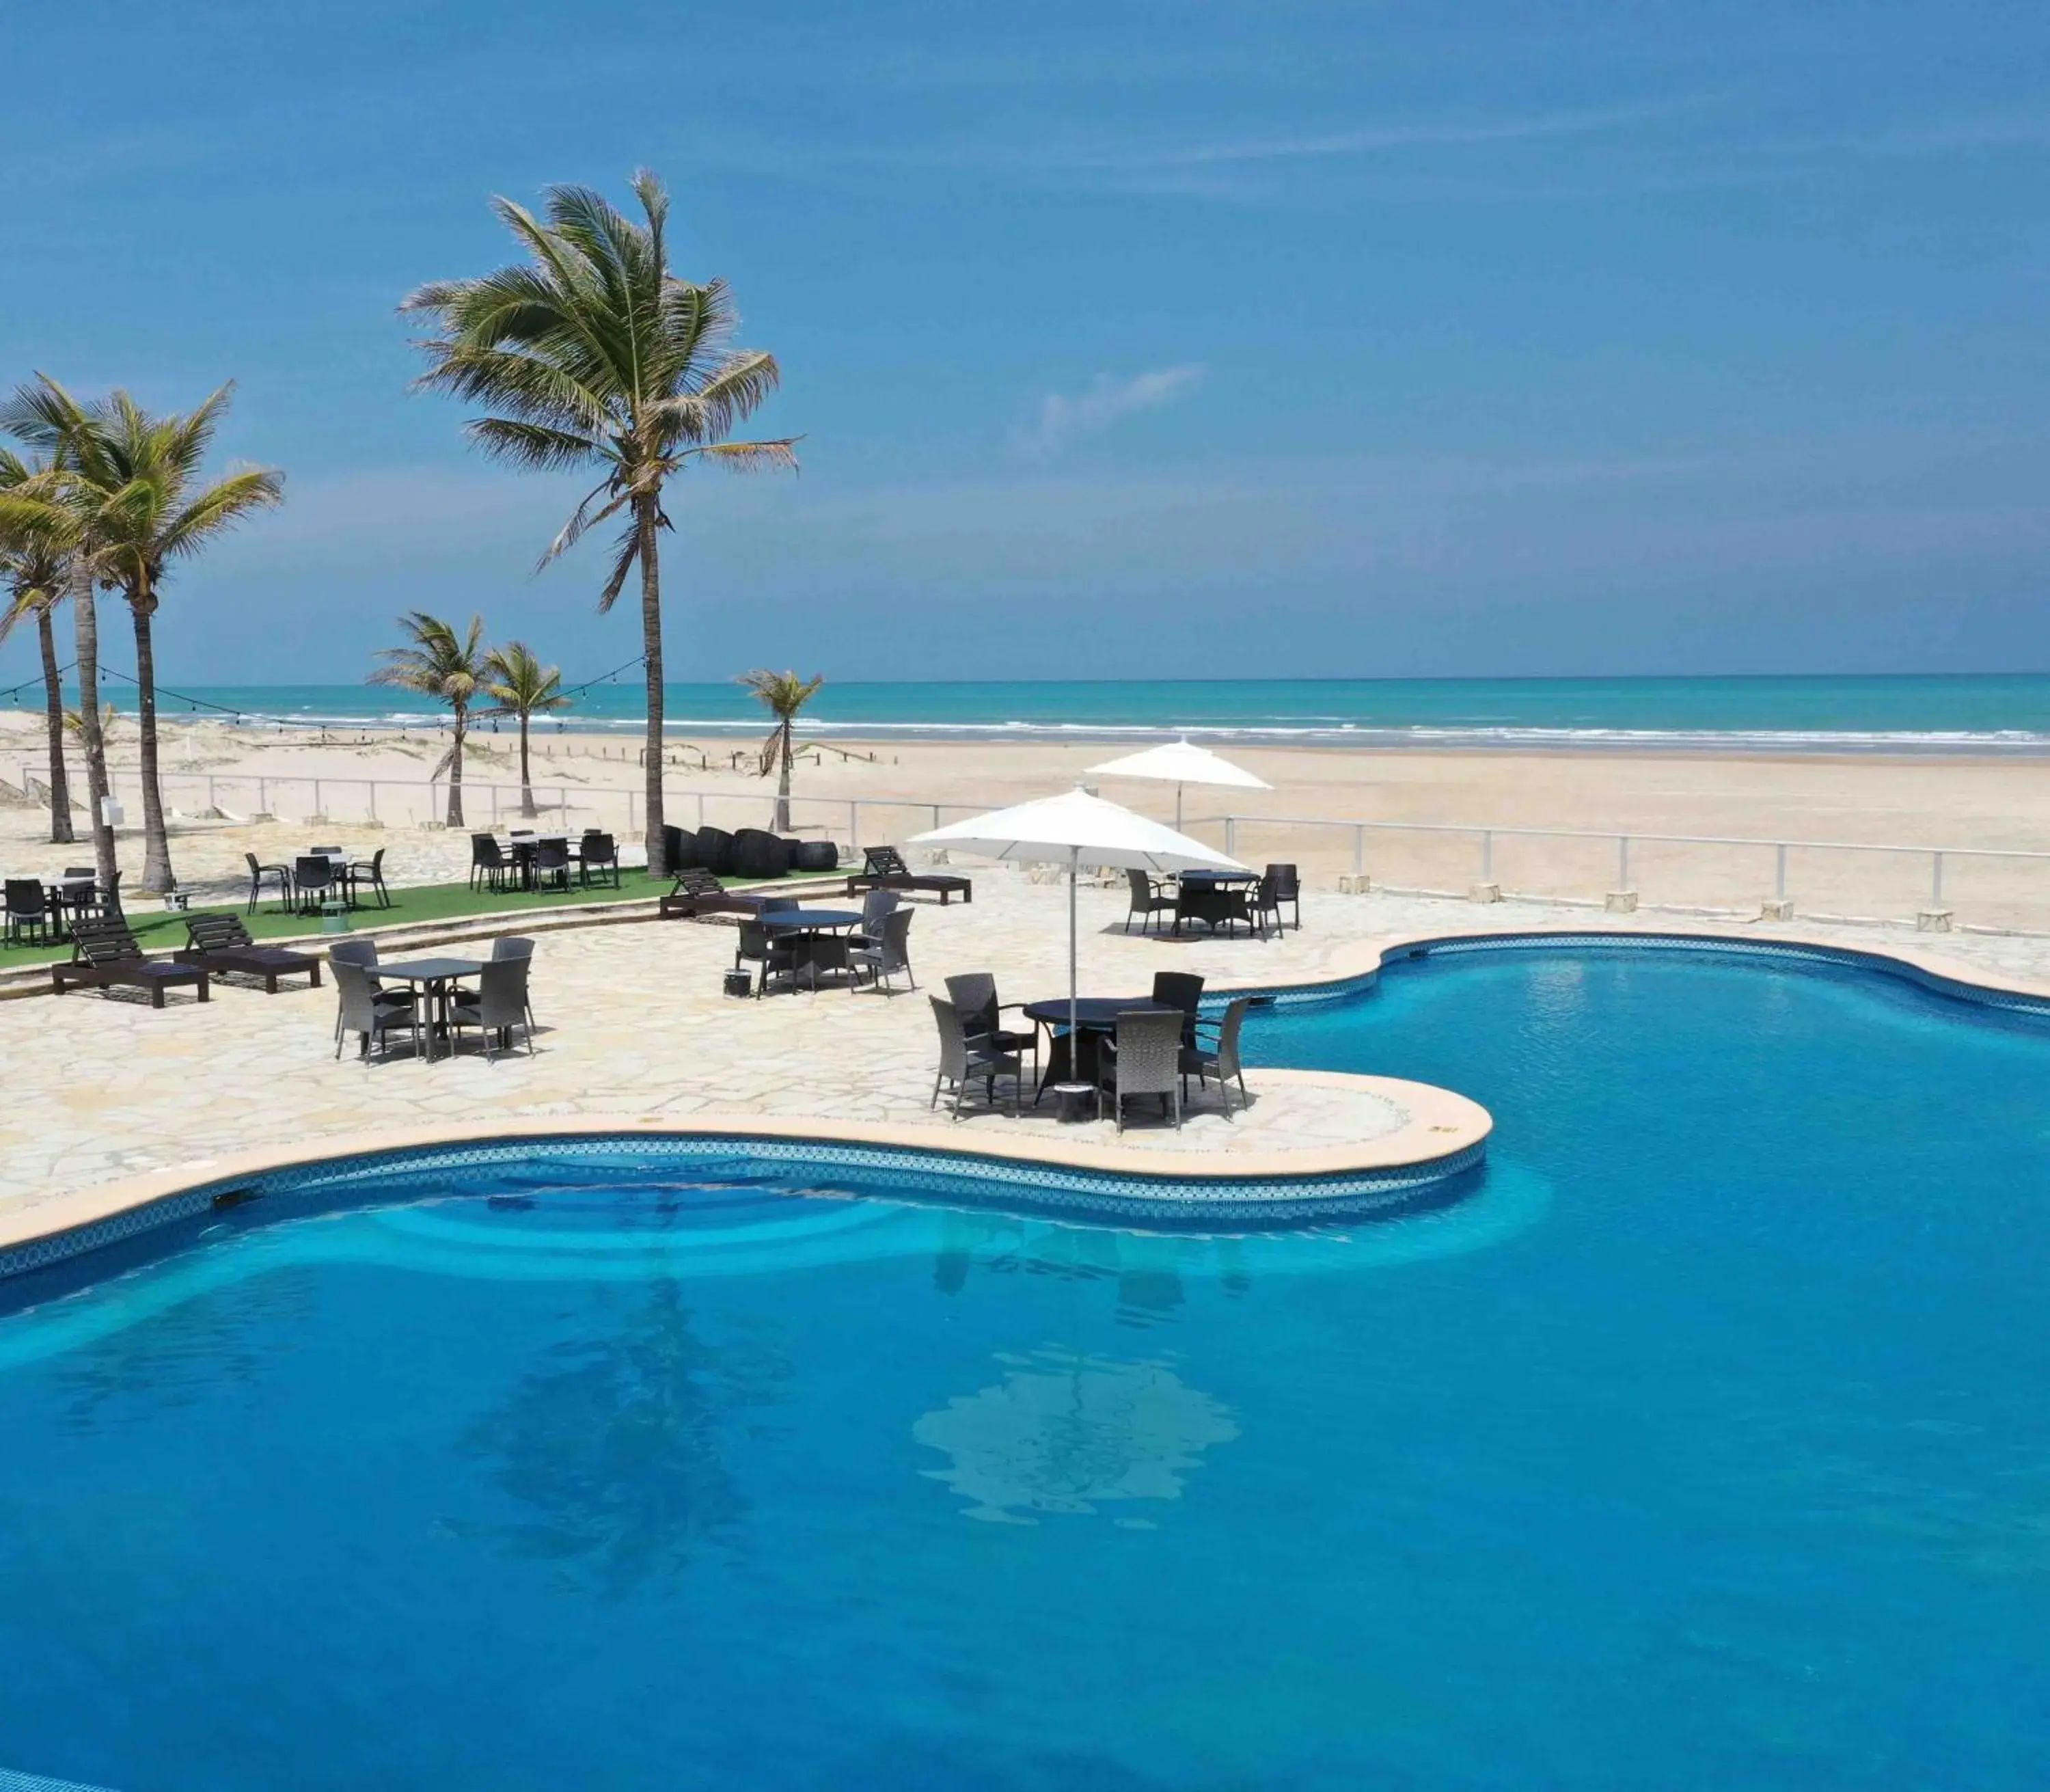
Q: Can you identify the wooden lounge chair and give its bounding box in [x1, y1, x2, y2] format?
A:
[847, 845, 973, 905]
[52, 917, 210, 1007]
[174, 913, 324, 993]
[659, 868, 855, 921]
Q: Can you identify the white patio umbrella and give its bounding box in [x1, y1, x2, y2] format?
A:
[1086, 738, 1271, 829]
[909, 786, 1247, 1074]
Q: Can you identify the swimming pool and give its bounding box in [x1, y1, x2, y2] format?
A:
[1, 940, 2047, 1789]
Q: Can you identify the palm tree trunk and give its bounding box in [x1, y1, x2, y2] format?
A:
[638, 495, 667, 875]
[36, 601, 74, 844]
[130, 593, 174, 893]
[70, 564, 117, 892]
[776, 720, 792, 832]
[519, 711, 536, 818]
[447, 706, 467, 828]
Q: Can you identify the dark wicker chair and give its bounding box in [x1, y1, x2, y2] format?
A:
[532, 838, 573, 891]
[1263, 863, 1301, 930]
[346, 847, 391, 910]
[847, 906, 916, 994]
[1123, 868, 1177, 935]
[469, 833, 511, 893]
[3, 878, 51, 947]
[1097, 1007, 1184, 1132]
[944, 972, 1038, 1087]
[579, 830, 621, 888]
[1181, 996, 1250, 1117]
[446, 957, 534, 1058]
[1151, 971, 1205, 1048]
[491, 936, 538, 1031]
[735, 919, 799, 996]
[175, 914, 323, 992]
[244, 851, 294, 914]
[331, 957, 418, 1060]
[52, 917, 210, 1007]
[294, 855, 338, 914]
[929, 994, 1021, 1117]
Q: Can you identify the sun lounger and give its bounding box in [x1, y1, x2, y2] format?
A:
[659, 867, 858, 921]
[847, 845, 973, 905]
[52, 917, 210, 1007]
[174, 913, 324, 993]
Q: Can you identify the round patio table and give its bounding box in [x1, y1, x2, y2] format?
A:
[1022, 996, 1177, 1094]
[758, 908, 865, 988]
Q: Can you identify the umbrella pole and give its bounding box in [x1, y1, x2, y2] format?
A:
[1068, 845, 1080, 1078]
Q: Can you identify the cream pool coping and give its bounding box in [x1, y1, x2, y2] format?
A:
[10, 904, 2048, 1264]
[0, 1068, 1492, 1255]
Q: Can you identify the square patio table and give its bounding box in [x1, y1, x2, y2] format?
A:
[373, 955, 485, 1060]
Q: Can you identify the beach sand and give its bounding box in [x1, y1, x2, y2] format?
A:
[3, 710, 2049, 928]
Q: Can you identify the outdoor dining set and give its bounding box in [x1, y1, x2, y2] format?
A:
[931, 968, 1250, 1131]
[730, 886, 917, 996]
[245, 847, 392, 916]
[1122, 862, 1301, 937]
[3, 867, 122, 947]
[467, 830, 623, 896]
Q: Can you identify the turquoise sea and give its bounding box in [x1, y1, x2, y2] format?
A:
[14, 675, 2050, 755]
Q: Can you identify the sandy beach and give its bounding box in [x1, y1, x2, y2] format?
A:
[5, 709, 2050, 929]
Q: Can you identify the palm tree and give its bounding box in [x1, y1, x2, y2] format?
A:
[0, 447, 75, 843]
[1, 377, 283, 892]
[483, 641, 571, 817]
[0, 433, 115, 888]
[369, 612, 487, 826]
[401, 169, 798, 876]
[739, 668, 825, 832]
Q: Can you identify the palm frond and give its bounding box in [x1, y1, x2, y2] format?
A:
[685, 439, 803, 474]
[596, 517, 642, 613]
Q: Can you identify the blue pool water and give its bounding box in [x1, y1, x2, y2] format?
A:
[2, 946, 2049, 1789]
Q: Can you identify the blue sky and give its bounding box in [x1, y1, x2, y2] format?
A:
[3, 0, 2047, 686]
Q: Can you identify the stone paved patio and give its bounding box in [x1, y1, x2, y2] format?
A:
[5, 871, 2049, 1232]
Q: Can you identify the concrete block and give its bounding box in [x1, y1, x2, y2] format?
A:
[1337, 873, 1372, 895]
[1468, 882, 1502, 904]
[1760, 898, 1794, 921]
[1916, 908, 1954, 933]
[1604, 891, 1639, 914]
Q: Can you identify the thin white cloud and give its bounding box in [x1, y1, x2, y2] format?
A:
[1017, 365, 1205, 461]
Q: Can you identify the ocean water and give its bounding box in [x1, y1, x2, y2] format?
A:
[23, 673, 2050, 755]
[1, 945, 2047, 1789]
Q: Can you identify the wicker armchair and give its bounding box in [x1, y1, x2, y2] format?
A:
[929, 995, 1022, 1117]
[447, 958, 534, 1058]
[1181, 996, 1250, 1117]
[848, 906, 916, 994]
[1096, 1007, 1184, 1132]
[944, 972, 1039, 1088]
[1123, 868, 1177, 935]
[332, 958, 419, 1061]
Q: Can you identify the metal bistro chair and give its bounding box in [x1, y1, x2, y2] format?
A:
[848, 906, 916, 994]
[1123, 868, 1177, 936]
[944, 972, 1039, 1089]
[579, 830, 621, 889]
[1181, 996, 1251, 1118]
[244, 850, 294, 914]
[1097, 1007, 1185, 1132]
[3, 879, 51, 947]
[331, 957, 420, 1061]
[929, 994, 1022, 1118]
[446, 957, 534, 1059]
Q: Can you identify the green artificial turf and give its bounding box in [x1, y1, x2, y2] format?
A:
[0, 868, 837, 970]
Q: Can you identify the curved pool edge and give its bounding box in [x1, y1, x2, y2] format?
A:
[0, 1070, 1492, 1283]
[1205, 919, 2050, 1017]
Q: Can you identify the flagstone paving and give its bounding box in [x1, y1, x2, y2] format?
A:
[4, 871, 2049, 1232]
